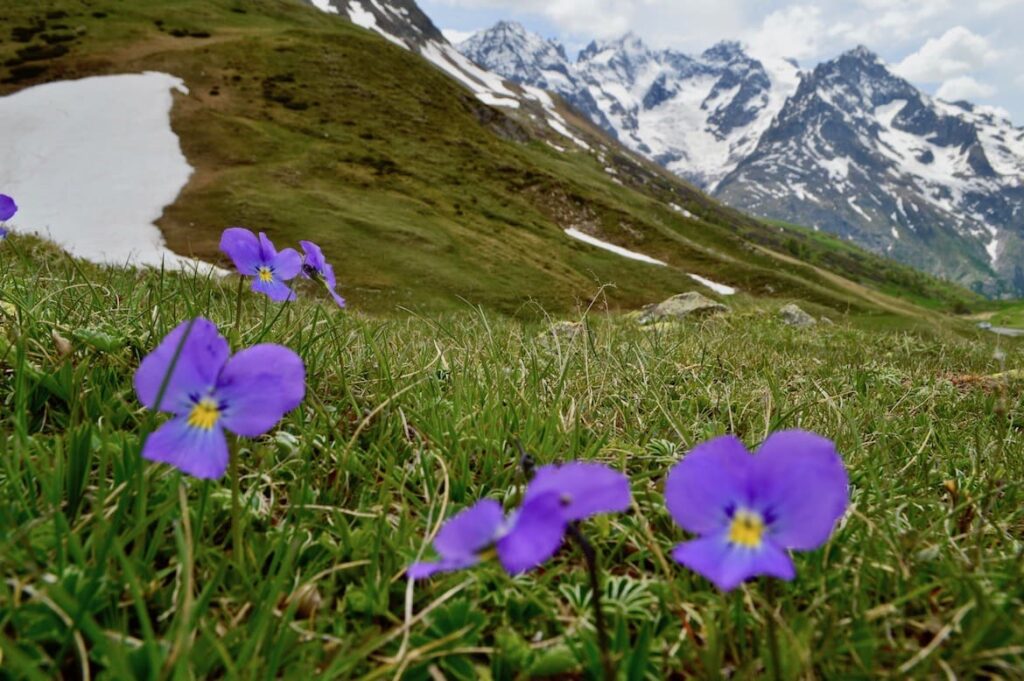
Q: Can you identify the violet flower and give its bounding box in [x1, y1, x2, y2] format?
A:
[665, 431, 849, 591]
[410, 461, 631, 579]
[0, 194, 16, 239]
[299, 240, 346, 308]
[0, 194, 16, 222]
[134, 318, 305, 479]
[220, 228, 302, 302]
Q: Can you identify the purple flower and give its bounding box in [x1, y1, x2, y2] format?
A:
[410, 462, 631, 579]
[0, 194, 16, 222]
[299, 240, 346, 308]
[134, 318, 305, 479]
[524, 461, 632, 521]
[220, 228, 302, 302]
[665, 431, 849, 591]
[408, 495, 568, 579]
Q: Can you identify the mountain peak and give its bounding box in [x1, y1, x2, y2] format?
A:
[578, 32, 649, 62]
[843, 45, 880, 64]
[490, 20, 529, 36]
[701, 40, 746, 63]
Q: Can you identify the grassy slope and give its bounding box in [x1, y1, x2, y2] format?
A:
[0, 0, 982, 325]
[1, 238, 1023, 678]
[991, 303, 1024, 328]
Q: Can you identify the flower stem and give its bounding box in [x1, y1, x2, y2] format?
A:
[230, 442, 244, 571]
[764, 580, 783, 681]
[232, 273, 245, 345]
[567, 524, 614, 681]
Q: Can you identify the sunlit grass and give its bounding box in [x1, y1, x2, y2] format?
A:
[1, 236, 1022, 678]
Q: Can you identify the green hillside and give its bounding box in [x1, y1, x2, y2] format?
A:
[0, 0, 982, 324]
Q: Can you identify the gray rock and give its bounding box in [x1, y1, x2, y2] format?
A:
[779, 303, 817, 328]
[638, 292, 728, 324]
[538, 321, 586, 345]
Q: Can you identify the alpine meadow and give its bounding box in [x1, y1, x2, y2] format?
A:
[1, 1, 1023, 679]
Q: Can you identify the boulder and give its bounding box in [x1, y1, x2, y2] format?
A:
[779, 303, 816, 328]
[638, 292, 728, 325]
[538, 320, 586, 346]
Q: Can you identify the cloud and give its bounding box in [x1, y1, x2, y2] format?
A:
[894, 27, 999, 82]
[977, 0, 1023, 14]
[936, 76, 997, 100]
[744, 5, 826, 61]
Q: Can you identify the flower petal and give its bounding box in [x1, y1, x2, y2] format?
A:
[273, 248, 303, 281]
[496, 493, 567, 575]
[753, 431, 849, 551]
[665, 435, 752, 535]
[322, 264, 346, 308]
[0, 194, 17, 221]
[433, 498, 504, 558]
[251, 276, 295, 302]
[134, 318, 228, 414]
[408, 555, 480, 580]
[257, 232, 278, 261]
[299, 240, 326, 276]
[142, 417, 230, 479]
[672, 534, 795, 592]
[220, 227, 263, 275]
[216, 344, 305, 437]
[525, 462, 631, 522]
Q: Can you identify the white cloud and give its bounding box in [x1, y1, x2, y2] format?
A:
[978, 0, 1023, 14]
[894, 26, 999, 82]
[936, 76, 997, 100]
[745, 5, 825, 61]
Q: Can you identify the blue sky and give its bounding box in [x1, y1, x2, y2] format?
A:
[419, 0, 1024, 123]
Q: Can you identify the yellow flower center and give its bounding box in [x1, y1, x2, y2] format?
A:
[728, 509, 765, 548]
[257, 266, 274, 283]
[187, 398, 221, 431]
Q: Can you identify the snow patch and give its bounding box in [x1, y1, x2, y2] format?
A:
[564, 228, 666, 266]
[819, 155, 850, 180]
[310, 0, 338, 13]
[847, 196, 871, 222]
[347, 1, 376, 29]
[688, 273, 737, 296]
[420, 41, 520, 109]
[0, 73, 203, 269]
[670, 203, 695, 219]
[340, 1, 404, 46]
[523, 85, 591, 149]
[987, 233, 1000, 265]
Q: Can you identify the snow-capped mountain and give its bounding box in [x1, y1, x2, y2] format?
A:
[460, 24, 1024, 295]
[716, 47, 1024, 296]
[460, 23, 800, 189]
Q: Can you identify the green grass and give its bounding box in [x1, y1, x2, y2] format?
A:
[0, 0, 986, 320]
[2, 237, 1023, 678]
[762, 220, 982, 313]
[991, 303, 1024, 329]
